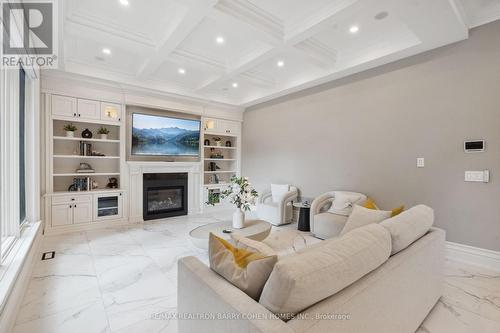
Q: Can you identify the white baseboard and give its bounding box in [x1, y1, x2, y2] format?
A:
[446, 241, 500, 272]
[44, 218, 131, 235]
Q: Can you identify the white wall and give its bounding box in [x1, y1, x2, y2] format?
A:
[243, 21, 500, 252]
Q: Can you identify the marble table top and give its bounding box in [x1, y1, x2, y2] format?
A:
[189, 219, 272, 249]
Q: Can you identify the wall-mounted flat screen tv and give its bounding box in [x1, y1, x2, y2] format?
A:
[131, 113, 201, 157]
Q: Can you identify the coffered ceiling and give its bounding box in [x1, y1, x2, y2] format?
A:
[56, 0, 500, 107]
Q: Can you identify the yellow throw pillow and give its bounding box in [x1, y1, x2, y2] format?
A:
[363, 198, 404, 217]
[209, 233, 277, 300]
[363, 198, 379, 210]
[391, 205, 405, 217]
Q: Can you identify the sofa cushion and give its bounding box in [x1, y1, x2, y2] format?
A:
[259, 224, 391, 319]
[313, 212, 348, 239]
[340, 205, 392, 236]
[271, 184, 289, 203]
[380, 205, 434, 255]
[209, 233, 278, 300]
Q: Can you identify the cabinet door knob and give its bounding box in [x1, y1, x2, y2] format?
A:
[78, 114, 81, 117]
[73, 113, 76, 117]
[74, 205, 77, 208]
[71, 198, 75, 201]
[69, 205, 72, 208]
[118, 118, 121, 121]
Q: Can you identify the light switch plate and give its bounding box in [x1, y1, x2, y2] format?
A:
[465, 170, 489, 183]
[417, 158, 425, 168]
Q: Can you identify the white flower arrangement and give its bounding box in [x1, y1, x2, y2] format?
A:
[221, 176, 258, 212]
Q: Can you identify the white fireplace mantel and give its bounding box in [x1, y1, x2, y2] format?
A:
[127, 161, 202, 223]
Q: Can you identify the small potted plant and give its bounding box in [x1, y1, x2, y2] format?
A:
[206, 191, 221, 206]
[213, 137, 222, 147]
[63, 123, 77, 137]
[97, 126, 110, 140]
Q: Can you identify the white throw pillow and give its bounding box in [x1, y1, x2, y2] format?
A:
[328, 192, 363, 216]
[380, 205, 434, 255]
[340, 205, 392, 236]
[271, 184, 289, 203]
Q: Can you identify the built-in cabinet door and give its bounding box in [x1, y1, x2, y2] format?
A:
[220, 120, 240, 135]
[77, 99, 101, 120]
[203, 118, 240, 135]
[101, 102, 122, 123]
[52, 95, 77, 118]
[51, 204, 73, 226]
[73, 202, 93, 224]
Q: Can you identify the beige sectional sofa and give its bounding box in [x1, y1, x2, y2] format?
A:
[178, 206, 445, 333]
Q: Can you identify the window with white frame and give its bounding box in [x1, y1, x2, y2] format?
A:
[0, 65, 35, 261]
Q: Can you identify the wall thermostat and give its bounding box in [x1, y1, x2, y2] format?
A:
[464, 140, 485, 153]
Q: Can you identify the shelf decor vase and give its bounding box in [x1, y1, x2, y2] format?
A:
[66, 131, 74, 138]
[82, 128, 93, 139]
[232, 208, 245, 229]
[100, 134, 108, 140]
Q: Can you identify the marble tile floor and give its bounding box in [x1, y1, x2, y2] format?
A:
[12, 211, 500, 333]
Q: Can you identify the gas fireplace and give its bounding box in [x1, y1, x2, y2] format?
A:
[143, 173, 188, 220]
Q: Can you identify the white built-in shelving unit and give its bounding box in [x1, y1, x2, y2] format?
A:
[43, 92, 243, 231]
[44, 94, 127, 234]
[201, 118, 241, 210]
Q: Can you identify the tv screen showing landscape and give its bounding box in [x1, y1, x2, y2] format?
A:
[131, 113, 200, 156]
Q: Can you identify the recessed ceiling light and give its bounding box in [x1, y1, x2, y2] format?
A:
[216, 36, 225, 45]
[232, 82, 238, 88]
[349, 25, 359, 34]
[277, 60, 285, 67]
[178, 68, 186, 75]
[119, 0, 129, 6]
[102, 48, 111, 55]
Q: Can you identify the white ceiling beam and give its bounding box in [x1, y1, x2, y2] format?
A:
[214, 0, 283, 42]
[292, 39, 337, 70]
[240, 70, 276, 88]
[64, 20, 155, 55]
[171, 49, 225, 71]
[135, 0, 221, 78]
[65, 12, 155, 48]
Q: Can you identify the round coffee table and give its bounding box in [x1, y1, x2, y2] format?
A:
[189, 219, 272, 250]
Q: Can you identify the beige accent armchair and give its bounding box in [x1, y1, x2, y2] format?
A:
[310, 191, 367, 239]
[257, 186, 298, 226]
